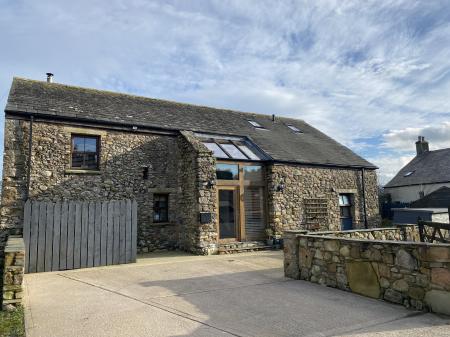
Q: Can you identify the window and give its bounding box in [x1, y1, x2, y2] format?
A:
[339, 194, 351, 206]
[220, 143, 248, 159]
[237, 143, 260, 160]
[196, 133, 267, 161]
[71, 135, 100, 169]
[247, 120, 266, 129]
[143, 167, 149, 180]
[216, 163, 239, 180]
[287, 125, 302, 133]
[203, 142, 228, 158]
[244, 165, 263, 182]
[404, 171, 415, 177]
[153, 194, 169, 222]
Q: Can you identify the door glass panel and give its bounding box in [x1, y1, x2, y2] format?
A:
[219, 190, 236, 239]
[216, 163, 239, 180]
[244, 187, 265, 241]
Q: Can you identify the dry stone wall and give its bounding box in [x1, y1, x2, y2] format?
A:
[2, 236, 24, 310]
[284, 228, 450, 315]
[267, 164, 380, 235]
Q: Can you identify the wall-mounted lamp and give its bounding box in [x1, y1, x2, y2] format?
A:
[276, 182, 285, 192]
[203, 179, 215, 189]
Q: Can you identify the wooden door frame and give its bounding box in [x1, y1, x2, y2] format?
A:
[217, 185, 241, 242]
[216, 161, 267, 243]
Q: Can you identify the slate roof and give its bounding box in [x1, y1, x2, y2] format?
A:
[385, 148, 450, 188]
[5, 77, 376, 168]
[410, 187, 450, 208]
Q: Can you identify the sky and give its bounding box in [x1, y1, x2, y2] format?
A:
[1, 0, 450, 185]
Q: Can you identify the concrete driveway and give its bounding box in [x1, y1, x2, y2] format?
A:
[24, 251, 449, 337]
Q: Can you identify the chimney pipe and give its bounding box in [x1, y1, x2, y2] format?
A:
[415, 135, 429, 156]
[46, 73, 54, 83]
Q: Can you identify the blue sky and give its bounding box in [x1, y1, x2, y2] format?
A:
[1, 0, 450, 184]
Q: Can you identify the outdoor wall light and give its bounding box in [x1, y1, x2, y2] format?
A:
[204, 179, 215, 189]
[276, 182, 286, 192]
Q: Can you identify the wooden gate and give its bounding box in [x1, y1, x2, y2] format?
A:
[23, 199, 137, 273]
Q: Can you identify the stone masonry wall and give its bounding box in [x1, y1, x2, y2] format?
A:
[0, 119, 182, 253]
[2, 236, 24, 310]
[319, 225, 420, 242]
[178, 131, 217, 254]
[284, 229, 450, 315]
[267, 164, 380, 235]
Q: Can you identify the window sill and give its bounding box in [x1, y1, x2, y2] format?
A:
[65, 169, 101, 175]
[152, 222, 175, 226]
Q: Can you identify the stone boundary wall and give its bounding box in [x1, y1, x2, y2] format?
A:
[284, 228, 450, 315]
[312, 225, 420, 242]
[2, 236, 24, 310]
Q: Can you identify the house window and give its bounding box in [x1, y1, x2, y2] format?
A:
[71, 135, 100, 169]
[153, 194, 169, 222]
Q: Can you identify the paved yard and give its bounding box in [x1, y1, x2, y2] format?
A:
[24, 251, 449, 337]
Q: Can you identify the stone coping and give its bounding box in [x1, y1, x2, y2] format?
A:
[296, 233, 450, 248]
[4, 235, 25, 253]
[284, 226, 414, 236]
[283, 226, 450, 248]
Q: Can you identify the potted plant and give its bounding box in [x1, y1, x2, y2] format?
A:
[273, 233, 283, 249]
[265, 228, 274, 246]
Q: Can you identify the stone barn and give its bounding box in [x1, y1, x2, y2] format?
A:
[1, 76, 380, 260]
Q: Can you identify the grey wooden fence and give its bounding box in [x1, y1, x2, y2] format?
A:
[23, 199, 137, 273]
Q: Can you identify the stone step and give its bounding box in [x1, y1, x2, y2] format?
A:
[218, 241, 275, 254]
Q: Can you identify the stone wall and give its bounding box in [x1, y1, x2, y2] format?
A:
[0, 119, 182, 253]
[2, 236, 24, 310]
[284, 229, 450, 315]
[178, 131, 217, 254]
[267, 164, 380, 235]
[316, 225, 420, 242]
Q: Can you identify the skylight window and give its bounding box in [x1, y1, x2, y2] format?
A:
[403, 171, 415, 177]
[287, 125, 302, 133]
[237, 144, 260, 160]
[247, 120, 265, 129]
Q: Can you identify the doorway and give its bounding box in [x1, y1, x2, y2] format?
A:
[218, 187, 240, 241]
[339, 194, 353, 230]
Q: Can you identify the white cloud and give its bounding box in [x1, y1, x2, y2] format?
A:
[382, 122, 450, 152]
[0, 0, 449, 179]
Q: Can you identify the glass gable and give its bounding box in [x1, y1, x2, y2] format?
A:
[203, 142, 228, 158]
[221, 143, 248, 159]
[198, 134, 266, 162]
[217, 163, 239, 180]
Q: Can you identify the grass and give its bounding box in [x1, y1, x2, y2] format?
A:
[0, 306, 25, 337]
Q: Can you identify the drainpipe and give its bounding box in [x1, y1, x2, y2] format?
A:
[26, 115, 34, 201]
[361, 168, 368, 229]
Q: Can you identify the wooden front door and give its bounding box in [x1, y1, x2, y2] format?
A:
[218, 186, 240, 241]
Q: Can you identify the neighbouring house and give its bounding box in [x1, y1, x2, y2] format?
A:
[0, 76, 380, 261]
[385, 136, 450, 203]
